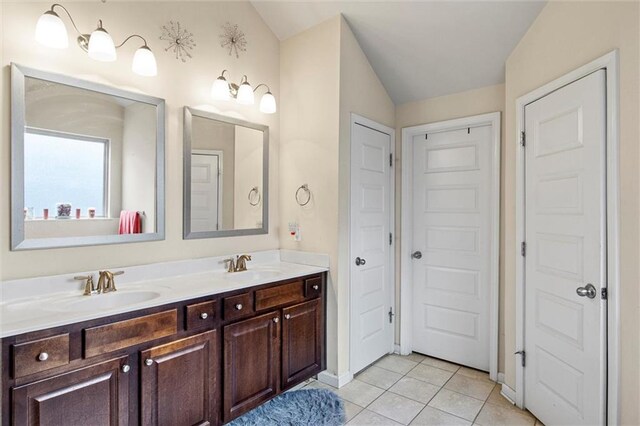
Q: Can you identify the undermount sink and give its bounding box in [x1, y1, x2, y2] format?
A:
[224, 268, 282, 282]
[47, 290, 162, 313]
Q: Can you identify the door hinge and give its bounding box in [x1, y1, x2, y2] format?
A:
[389, 153, 393, 167]
[388, 307, 394, 323]
[521, 241, 526, 257]
[520, 131, 526, 147]
[601, 288, 608, 300]
[515, 350, 526, 367]
[389, 233, 393, 245]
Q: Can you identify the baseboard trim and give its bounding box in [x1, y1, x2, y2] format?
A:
[317, 370, 353, 388]
[497, 372, 505, 384]
[500, 383, 516, 405]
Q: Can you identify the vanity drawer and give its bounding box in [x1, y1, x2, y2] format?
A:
[186, 300, 217, 330]
[223, 293, 254, 321]
[12, 334, 70, 378]
[83, 310, 177, 358]
[305, 277, 323, 298]
[255, 281, 305, 311]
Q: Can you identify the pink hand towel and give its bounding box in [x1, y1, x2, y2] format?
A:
[119, 211, 142, 234]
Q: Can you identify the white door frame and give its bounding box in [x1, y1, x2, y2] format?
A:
[349, 113, 396, 373]
[514, 50, 620, 424]
[192, 149, 224, 230]
[400, 112, 501, 382]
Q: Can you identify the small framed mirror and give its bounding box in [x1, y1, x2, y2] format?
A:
[11, 63, 166, 250]
[183, 107, 268, 239]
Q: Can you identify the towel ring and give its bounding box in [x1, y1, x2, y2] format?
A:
[295, 184, 311, 206]
[248, 187, 261, 206]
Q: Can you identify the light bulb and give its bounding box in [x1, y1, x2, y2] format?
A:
[88, 25, 116, 62]
[35, 10, 68, 49]
[236, 82, 255, 105]
[259, 91, 277, 114]
[211, 76, 230, 100]
[132, 45, 157, 76]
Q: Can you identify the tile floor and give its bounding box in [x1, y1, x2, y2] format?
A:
[301, 352, 543, 426]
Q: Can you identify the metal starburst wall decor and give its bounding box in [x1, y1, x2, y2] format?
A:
[159, 21, 196, 62]
[220, 22, 247, 58]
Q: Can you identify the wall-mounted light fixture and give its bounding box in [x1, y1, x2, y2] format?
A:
[35, 4, 158, 77]
[211, 70, 276, 114]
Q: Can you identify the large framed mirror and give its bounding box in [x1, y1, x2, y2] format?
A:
[11, 63, 165, 250]
[183, 107, 268, 239]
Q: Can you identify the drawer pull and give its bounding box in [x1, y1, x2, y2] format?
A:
[200, 312, 208, 320]
[235, 303, 243, 310]
[284, 314, 291, 320]
[273, 317, 279, 323]
[37, 352, 49, 362]
[313, 284, 319, 290]
[144, 358, 153, 366]
[121, 364, 130, 373]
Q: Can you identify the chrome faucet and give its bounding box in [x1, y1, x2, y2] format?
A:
[224, 254, 252, 273]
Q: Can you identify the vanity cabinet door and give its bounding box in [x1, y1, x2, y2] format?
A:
[11, 356, 130, 426]
[223, 312, 280, 423]
[140, 330, 218, 426]
[281, 298, 323, 389]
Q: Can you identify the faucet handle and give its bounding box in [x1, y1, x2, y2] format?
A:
[224, 258, 236, 273]
[74, 275, 95, 296]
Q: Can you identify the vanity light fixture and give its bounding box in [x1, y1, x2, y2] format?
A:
[34, 4, 158, 77]
[211, 70, 276, 114]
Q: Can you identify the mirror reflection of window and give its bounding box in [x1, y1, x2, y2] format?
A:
[25, 128, 108, 218]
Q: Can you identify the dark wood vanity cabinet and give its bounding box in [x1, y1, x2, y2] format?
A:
[2, 272, 326, 426]
[141, 331, 218, 426]
[281, 298, 323, 390]
[223, 312, 280, 423]
[11, 356, 130, 425]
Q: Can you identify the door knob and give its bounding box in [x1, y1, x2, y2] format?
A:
[576, 283, 597, 299]
[355, 257, 366, 266]
[411, 251, 422, 260]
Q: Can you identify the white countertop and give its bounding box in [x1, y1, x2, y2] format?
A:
[0, 250, 329, 339]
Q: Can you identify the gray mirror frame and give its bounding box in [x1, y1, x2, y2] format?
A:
[183, 107, 269, 239]
[10, 63, 166, 250]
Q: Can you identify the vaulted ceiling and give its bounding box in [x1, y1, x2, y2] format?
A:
[252, 1, 546, 104]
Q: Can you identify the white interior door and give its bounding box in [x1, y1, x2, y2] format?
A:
[411, 125, 493, 371]
[523, 70, 606, 426]
[350, 120, 394, 374]
[191, 152, 222, 232]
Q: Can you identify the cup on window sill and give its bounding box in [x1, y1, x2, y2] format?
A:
[88, 208, 96, 219]
[76, 208, 81, 219]
[43, 208, 49, 220]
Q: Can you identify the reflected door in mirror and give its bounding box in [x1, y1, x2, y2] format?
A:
[191, 152, 222, 232]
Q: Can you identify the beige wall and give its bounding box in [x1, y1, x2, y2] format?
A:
[279, 15, 394, 377]
[279, 16, 342, 374]
[503, 1, 639, 424]
[1, 1, 280, 280]
[395, 83, 505, 369]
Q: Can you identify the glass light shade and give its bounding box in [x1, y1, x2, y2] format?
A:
[211, 77, 231, 100]
[236, 82, 255, 105]
[132, 46, 157, 77]
[259, 92, 277, 114]
[35, 10, 68, 49]
[88, 27, 116, 62]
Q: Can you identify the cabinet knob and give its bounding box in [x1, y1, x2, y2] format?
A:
[200, 312, 208, 319]
[37, 352, 49, 362]
[284, 314, 291, 320]
[121, 364, 130, 373]
[273, 317, 279, 323]
[235, 303, 243, 310]
[144, 358, 153, 366]
[313, 284, 319, 290]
